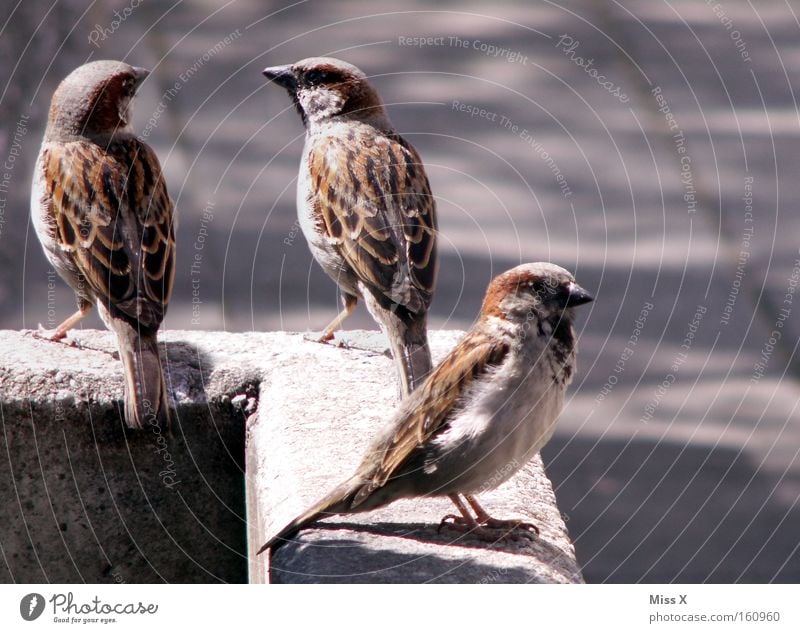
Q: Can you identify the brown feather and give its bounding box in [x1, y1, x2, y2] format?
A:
[44, 138, 175, 334]
[351, 328, 509, 506]
[308, 125, 436, 314]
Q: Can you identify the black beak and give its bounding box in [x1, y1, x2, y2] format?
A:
[564, 282, 594, 307]
[262, 64, 297, 91]
[131, 66, 150, 89]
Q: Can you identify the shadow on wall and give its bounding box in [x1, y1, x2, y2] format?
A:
[0, 341, 249, 583]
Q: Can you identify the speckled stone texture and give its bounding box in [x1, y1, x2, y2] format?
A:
[0, 330, 261, 583]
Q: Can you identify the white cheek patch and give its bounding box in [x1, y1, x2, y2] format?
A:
[301, 87, 345, 122]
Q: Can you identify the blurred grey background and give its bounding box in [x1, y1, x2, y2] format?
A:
[1, 0, 799, 582]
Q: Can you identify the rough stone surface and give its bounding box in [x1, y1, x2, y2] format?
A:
[0, 328, 582, 584]
[247, 331, 583, 584]
[0, 330, 258, 583]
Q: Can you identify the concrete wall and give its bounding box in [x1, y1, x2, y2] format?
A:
[0, 329, 582, 583]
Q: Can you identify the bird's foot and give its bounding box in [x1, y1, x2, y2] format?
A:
[481, 517, 540, 538]
[438, 513, 477, 533]
[304, 331, 342, 345]
[304, 332, 387, 354]
[31, 324, 79, 346]
[438, 513, 538, 541]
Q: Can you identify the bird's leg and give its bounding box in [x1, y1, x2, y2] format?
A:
[317, 293, 357, 344]
[463, 494, 493, 523]
[35, 303, 91, 343]
[438, 493, 479, 532]
[464, 494, 539, 536]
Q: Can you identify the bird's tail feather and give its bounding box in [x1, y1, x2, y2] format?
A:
[256, 483, 357, 554]
[383, 310, 432, 396]
[359, 287, 433, 396]
[116, 324, 169, 430]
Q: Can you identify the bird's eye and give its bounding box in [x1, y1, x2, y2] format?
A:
[544, 278, 561, 292]
[122, 77, 135, 95]
[529, 280, 547, 295]
[527, 279, 560, 300]
[305, 69, 335, 85]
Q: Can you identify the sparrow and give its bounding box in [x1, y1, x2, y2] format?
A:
[262, 57, 438, 395]
[257, 262, 593, 553]
[31, 60, 176, 429]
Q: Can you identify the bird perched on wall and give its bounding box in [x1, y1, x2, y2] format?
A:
[262, 57, 438, 395]
[257, 262, 593, 553]
[31, 60, 176, 429]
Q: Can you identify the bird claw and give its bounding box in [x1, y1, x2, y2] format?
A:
[303, 331, 346, 347]
[482, 517, 540, 538]
[437, 513, 471, 533]
[32, 324, 63, 341]
[438, 514, 539, 541]
[31, 325, 77, 345]
[304, 331, 336, 345]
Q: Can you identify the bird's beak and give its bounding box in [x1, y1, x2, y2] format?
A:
[565, 282, 594, 307]
[262, 64, 297, 91]
[131, 66, 150, 88]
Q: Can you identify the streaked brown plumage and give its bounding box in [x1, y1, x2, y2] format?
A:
[31, 60, 175, 429]
[258, 263, 593, 553]
[263, 57, 437, 395]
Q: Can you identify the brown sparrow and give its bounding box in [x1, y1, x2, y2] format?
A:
[257, 262, 593, 553]
[262, 57, 438, 395]
[31, 60, 176, 429]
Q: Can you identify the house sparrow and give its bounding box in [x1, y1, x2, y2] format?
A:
[257, 262, 593, 553]
[262, 57, 437, 395]
[31, 60, 176, 429]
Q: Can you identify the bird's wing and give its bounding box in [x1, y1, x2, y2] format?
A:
[43, 139, 175, 331]
[352, 329, 510, 505]
[308, 130, 436, 313]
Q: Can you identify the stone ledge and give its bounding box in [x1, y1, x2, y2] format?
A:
[0, 330, 259, 583]
[0, 329, 583, 583]
[247, 330, 584, 584]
